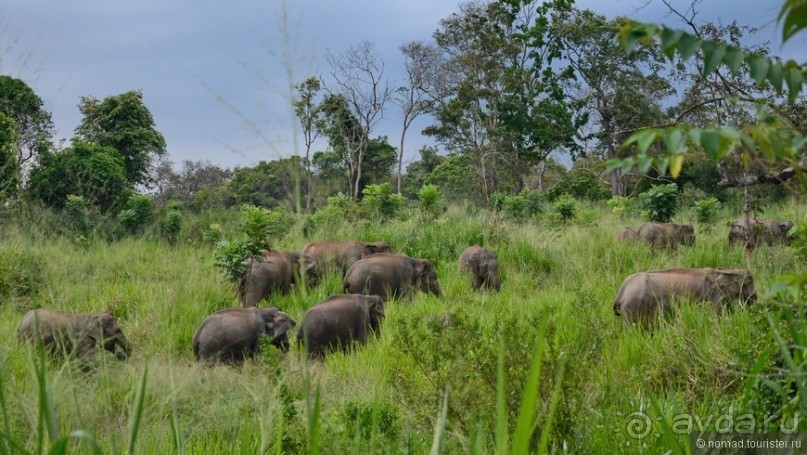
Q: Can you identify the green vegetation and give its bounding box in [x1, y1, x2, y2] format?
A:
[0, 199, 803, 453]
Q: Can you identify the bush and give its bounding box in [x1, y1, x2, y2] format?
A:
[117, 194, 154, 234]
[0, 246, 43, 298]
[638, 183, 679, 222]
[606, 196, 634, 218]
[678, 182, 708, 210]
[361, 183, 406, 219]
[553, 193, 576, 223]
[489, 190, 542, 221]
[63, 194, 94, 241]
[692, 197, 721, 232]
[157, 203, 183, 244]
[215, 204, 294, 283]
[417, 184, 446, 219]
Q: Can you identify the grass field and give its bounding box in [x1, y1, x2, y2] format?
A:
[0, 200, 803, 453]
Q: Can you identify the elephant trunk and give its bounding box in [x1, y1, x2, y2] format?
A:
[110, 334, 132, 360]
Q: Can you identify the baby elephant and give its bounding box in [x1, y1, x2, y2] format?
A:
[192, 307, 295, 364]
[637, 222, 695, 249]
[459, 246, 500, 291]
[297, 294, 384, 360]
[613, 268, 756, 328]
[18, 309, 132, 361]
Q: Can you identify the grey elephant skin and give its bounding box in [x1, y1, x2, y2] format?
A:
[459, 246, 500, 291]
[616, 227, 639, 243]
[302, 240, 390, 285]
[343, 253, 442, 301]
[297, 294, 384, 360]
[636, 222, 695, 249]
[728, 218, 794, 247]
[18, 309, 132, 360]
[238, 251, 310, 307]
[192, 307, 295, 364]
[613, 268, 756, 328]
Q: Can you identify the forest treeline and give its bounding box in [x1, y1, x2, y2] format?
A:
[0, 0, 804, 231]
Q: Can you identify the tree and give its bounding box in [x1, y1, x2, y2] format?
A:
[403, 146, 447, 198]
[0, 113, 18, 200]
[75, 90, 166, 187]
[553, 8, 672, 195]
[312, 136, 396, 203]
[27, 142, 128, 212]
[154, 159, 232, 207]
[425, 0, 583, 200]
[229, 157, 308, 210]
[0, 76, 54, 192]
[323, 41, 392, 199]
[293, 77, 323, 211]
[396, 41, 441, 194]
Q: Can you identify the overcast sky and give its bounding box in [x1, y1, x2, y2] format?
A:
[1, 0, 795, 171]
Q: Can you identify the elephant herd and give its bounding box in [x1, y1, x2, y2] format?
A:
[16, 241, 499, 365]
[15, 214, 792, 364]
[612, 216, 793, 328]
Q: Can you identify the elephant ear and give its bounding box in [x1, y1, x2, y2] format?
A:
[369, 296, 385, 318]
[264, 310, 296, 338]
[413, 259, 427, 277]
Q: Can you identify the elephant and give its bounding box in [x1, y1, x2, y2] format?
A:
[18, 309, 132, 361]
[728, 218, 794, 247]
[301, 240, 391, 285]
[237, 251, 311, 307]
[612, 268, 756, 328]
[296, 294, 384, 360]
[616, 227, 639, 243]
[343, 253, 442, 301]
[458, 246, 500, 291]
[192, 306, 296, 364]
[636, 222, 695, 249]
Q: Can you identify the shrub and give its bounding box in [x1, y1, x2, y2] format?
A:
[0, 246, 43, 298]
[417, 184, 446, 219]
[576, 207, 599, 226]
[503, 195, 529, 221]
[215, 204, 293, 283]
[692, 197, 721, 232]
[117, 194, 154, 234]
[553, 193, 576, 223]
[63, 194, 94, 240]
[361, 183, 406, 219]
[678, 182, 708, 209]
[157, 204, 183, 244]
[606, 196, 634, 218]
[638, 183, 678, 222]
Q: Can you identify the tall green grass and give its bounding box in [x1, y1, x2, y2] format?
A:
[0, 201, 802, 452]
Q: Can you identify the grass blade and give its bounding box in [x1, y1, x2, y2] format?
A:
[68, 430, 103, 455]
[495, 339, 507, 455]
[429, 388, 449, 455]
[537, 360, 566, 454]
[511, 328, 547, 454]
[127, 364, 148, 455]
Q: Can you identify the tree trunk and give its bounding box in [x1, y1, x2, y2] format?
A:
[397, 125, 408, 194]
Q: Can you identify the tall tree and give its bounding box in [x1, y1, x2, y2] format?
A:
[0, 113, 17, 200]
[323, 41, 392, 199]
[425, 0, 583, 200]
[75, 90, 166, 187]
[553, 8, 672, 195]
[293, 77, 323, 211]
[396, 41, 442, 194]
[0, 76, 54, 192]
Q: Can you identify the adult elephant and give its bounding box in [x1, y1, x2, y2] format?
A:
[192, 306, 295, 364]
[238, 251, 311, 307]
[343, 253, 442, 301]
[728, 218, 794, 246]
[296, 294, 384, 360]
[302, 240, 391, 285]
[458, 246, 500, 291]
[613, 268, 756, 328]
[636, 222, 695, 249]
[18, 309, 132, 360]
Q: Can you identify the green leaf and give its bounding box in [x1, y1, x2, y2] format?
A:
[627, 129, 658, 153]
[779, 0, 807, 43]
[622, 25, 649, 52]
[748, 54, 770, 83]
[702, 41, 726, 76]
[677, 33, 702, 60]
[660, 27, 683, 60]
[662, 129, 683, 153]
[637, 155, 652, 174]
[657, 156, 670, 176]
[723, 45, 743, 74]
[768, 61, 784, 92]
[700, 129, 720, 157]
[784, 67, 804, 100]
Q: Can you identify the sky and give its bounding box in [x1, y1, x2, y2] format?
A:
[1, 0, 797, 172]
